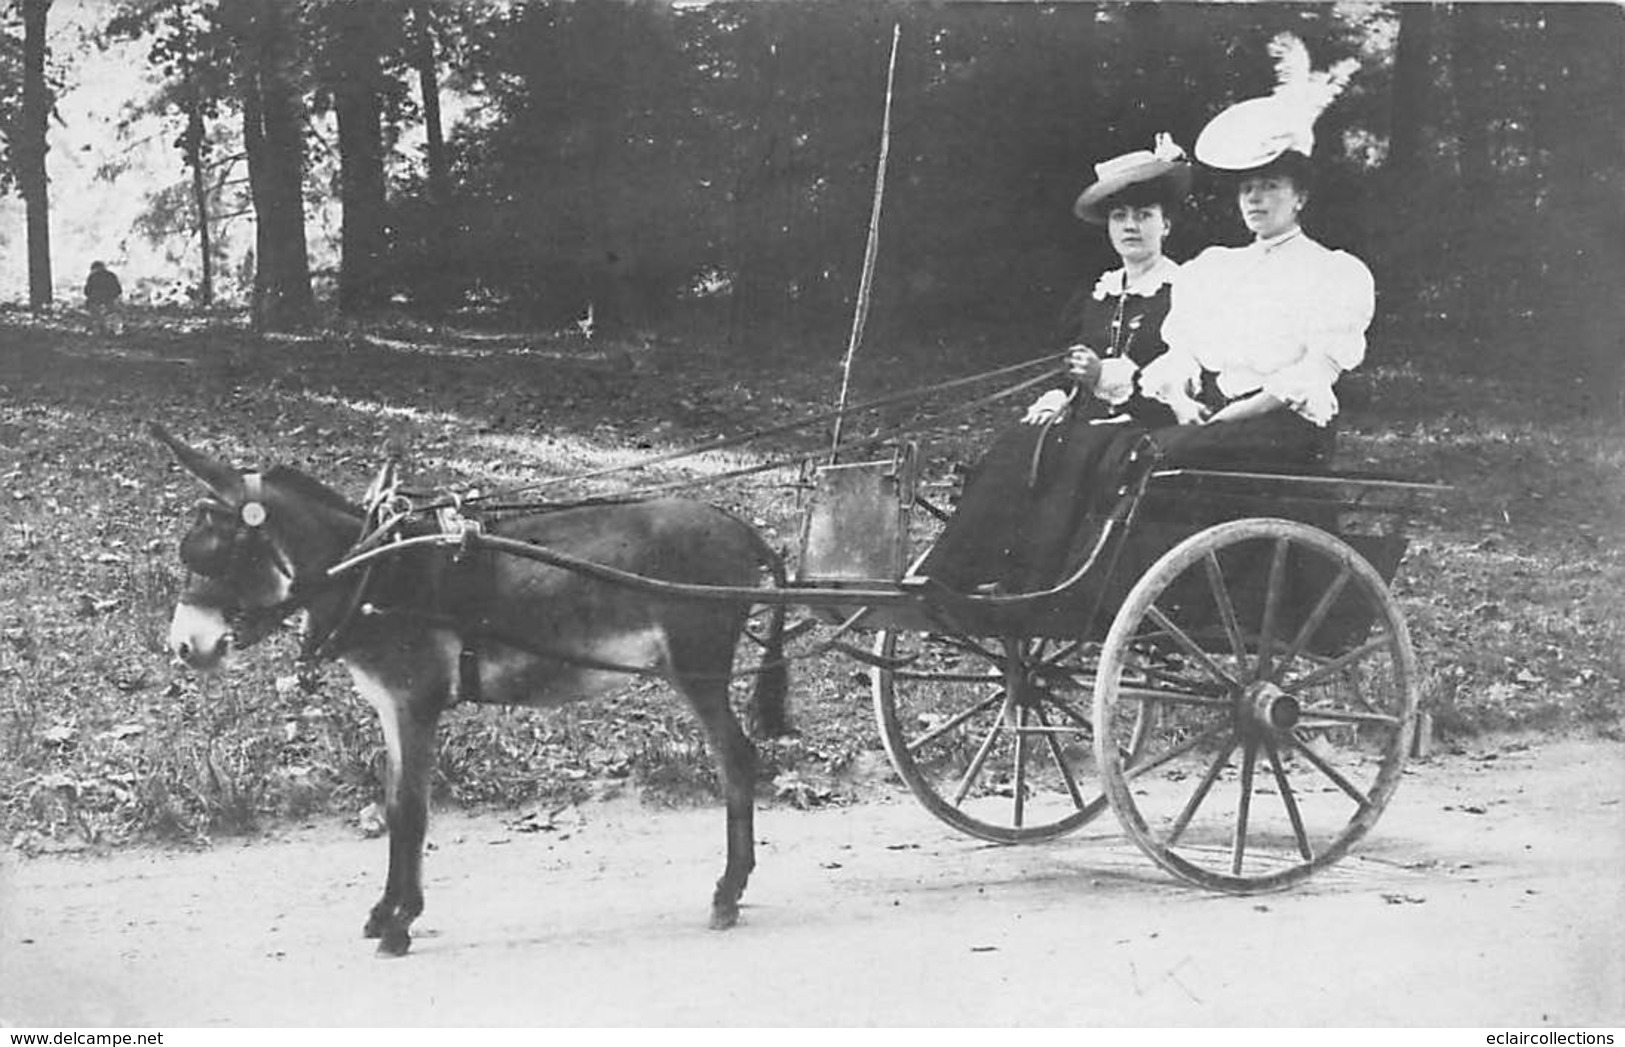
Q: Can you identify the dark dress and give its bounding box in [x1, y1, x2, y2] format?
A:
[915, 272, 1178, 593]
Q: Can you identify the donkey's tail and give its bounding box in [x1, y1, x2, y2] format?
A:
[748, 542, 792, 739]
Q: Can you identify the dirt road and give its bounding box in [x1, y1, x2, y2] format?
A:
[3, 738, 1621, 1027]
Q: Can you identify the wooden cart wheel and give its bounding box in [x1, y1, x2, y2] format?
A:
[1092, 517, 1420, 892]
[873, 627, 1127, 843]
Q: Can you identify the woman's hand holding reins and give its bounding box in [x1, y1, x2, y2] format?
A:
[1066, 345, 1104, 392]
[1022, 344, 1103, 425]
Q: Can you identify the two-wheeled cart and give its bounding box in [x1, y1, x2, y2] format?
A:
[441, 434, 1439, 893]
[783, 440, 1439, 892]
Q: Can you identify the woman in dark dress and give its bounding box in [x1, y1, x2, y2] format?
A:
[915, 135, 1192, 592]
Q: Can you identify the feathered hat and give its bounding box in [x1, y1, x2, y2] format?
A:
[1073, 133, 1193, 223]
[1195, 33, 1358, 171]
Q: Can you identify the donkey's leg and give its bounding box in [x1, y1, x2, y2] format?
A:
[358, 684, 443, 957]
[682, 679, 758, 930]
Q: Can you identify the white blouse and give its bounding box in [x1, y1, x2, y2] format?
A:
[1141, 229, 1375, 426]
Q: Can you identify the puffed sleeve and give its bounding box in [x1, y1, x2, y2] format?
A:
[1094, 356, 1139, 406]
[1261, 251, 1375, 426]
[1138, 348, 1200, 407]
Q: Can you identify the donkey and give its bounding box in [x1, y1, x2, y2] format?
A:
[153, 425, 790, 956]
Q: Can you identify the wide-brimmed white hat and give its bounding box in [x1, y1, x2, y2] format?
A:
[1072, 133, 1193, 223]
[1194, 33, 1358, 171]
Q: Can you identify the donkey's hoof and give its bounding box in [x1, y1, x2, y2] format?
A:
[375, 928, 412, 957]
[709, 904, 739, 931]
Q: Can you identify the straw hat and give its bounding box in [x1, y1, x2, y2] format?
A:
[1072, 133, 1193, 224]
[1194, 33, 1358, 171]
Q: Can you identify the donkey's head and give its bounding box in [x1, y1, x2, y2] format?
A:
[152, 424, 362, 673]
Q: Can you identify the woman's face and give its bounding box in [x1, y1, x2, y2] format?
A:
[1237, 174, 1305, 239]
[1106, 202, 1169, 266]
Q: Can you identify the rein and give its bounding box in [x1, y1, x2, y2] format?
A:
[430, 351, 1071, 510]
[467, 362, 1065, 512]
[315, 489, 916, 685]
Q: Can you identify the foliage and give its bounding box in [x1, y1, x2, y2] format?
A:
[8, 3, 1618, 371]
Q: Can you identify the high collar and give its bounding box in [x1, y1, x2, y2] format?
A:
[1250, 226, 1305, 253]
[1092, 255, 1180, 300]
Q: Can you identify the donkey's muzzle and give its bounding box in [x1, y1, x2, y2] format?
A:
[168, 602, 233, 673]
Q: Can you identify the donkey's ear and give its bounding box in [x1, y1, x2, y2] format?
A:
[148, 423, 242, 496]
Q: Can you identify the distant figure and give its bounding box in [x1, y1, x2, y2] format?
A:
[85, 261, 123, 333]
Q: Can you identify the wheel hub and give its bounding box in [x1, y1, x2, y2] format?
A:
[1239, 681, 1299, 734]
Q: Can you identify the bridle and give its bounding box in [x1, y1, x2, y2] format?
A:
[179, 469, 387, 661]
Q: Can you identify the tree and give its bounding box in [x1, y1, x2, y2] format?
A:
[222, 0, 312, 330]
[1380, 1, 1438, 336]
[1528, 5, 1625, 394]
[1448, 3, 1506, 352]
[310, 0, 395, 313]
[406, 0, 449, 306]
[18, 0, 50, 309]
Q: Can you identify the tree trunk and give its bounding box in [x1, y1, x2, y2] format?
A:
[233, 0, 313, 331]
[20, 0, 52, 311]
[1383, 0, 1436, 334]
[1448, 3, 1500, 351]
[1533, 6, 1625, 401]
[332, 4, 390, 314]
[183, 93, 214, 307]
[411, 1, 449, 211]
[409, 0, 453, 310]
[1389, 3, 1434, 176]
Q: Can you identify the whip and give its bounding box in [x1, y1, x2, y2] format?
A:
[827, 23, 902, 464]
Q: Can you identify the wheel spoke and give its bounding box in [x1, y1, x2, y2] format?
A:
[1284, 732, 1371, 809]
[1203, 551, 1248, 663]
[1256, 537, 1290, 678]
[905, 690, 1006, 754]
[1125, 720, 1229, 781]
[1115, 685, 1232, 707]
[895, 669, 999, 684]
[1282, 634, 1391, 693]
[1168, 734, 1238, 845]
[1297, 707, 1401, 728]
[1129, 654, 1231, 696]
[1042, 692, 1094, 733]
[1012, 705, 1029, 828]
[1264, 736, 1314, 861]
[1272, 564, 1353, 673]
[1231, 739, 1259, 875]
[1033, 702, 1088, 810]
[1146, 605, 1239, 688]
[952, 705, 1007, 806]
[930, 633, 1002, 664]
[1036, 638, 1087, 669]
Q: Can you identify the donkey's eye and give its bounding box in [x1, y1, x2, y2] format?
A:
[180, 527, 235, 576]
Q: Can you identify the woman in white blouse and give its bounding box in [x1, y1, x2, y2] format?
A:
[1140, 36, 1373, 468]
[1136, 147, 1374, 470]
